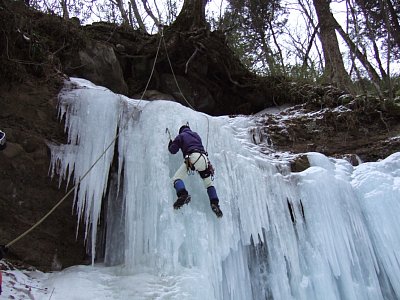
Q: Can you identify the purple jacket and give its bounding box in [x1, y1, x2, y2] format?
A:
[168, 128, 205, 157]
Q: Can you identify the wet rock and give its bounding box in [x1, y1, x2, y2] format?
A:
[1, 143, 24, 158]
[0, 77, 86, 271]
[341, 154, 361, 166]
[67, 40, 128, 94]
[160, 73, 195, 107]
[140, 90, 175, 101]
[290, 155, 310, 172]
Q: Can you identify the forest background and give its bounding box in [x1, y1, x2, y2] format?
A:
[23, 0, 400, 99]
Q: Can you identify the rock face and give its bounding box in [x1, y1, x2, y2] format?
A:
[0, 78, 86, 270]
[250, 92, 400, 168]
[66, 40, 129, 95]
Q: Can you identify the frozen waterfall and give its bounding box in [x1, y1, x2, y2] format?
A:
[48, 78, 400, 300]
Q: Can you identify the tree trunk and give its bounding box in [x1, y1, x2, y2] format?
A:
[129, 0, 147, 32]
[312, 0, 353, 92]
[352, 1, 388, 80]
[60, 0, 69, 19]
[302, 25, 319, 71]
[384, 0, 400, 49]
[268, 18, 286, 75]
[171, 0, 208, 31]
[115, 0, 130, 25]
[298, 0, 322, 72]
[141, 0, 161, 27]
[332, 18, 384, 98]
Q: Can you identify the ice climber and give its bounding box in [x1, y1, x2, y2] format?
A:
[168, 125, 223, 218]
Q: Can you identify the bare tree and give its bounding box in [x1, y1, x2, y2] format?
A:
[114, 0, 130, 25]
[268, 17, 285, 74]
[140, 0, 161, 27]
[165, 0, 178, 24]
[61, 0, 69, 19]
[384, 0, 400, 49]
[223, 0, 288, 75]
[345, 0, 396, 97]
[129, 0, 147, 31]
[297, 0, 323, 74]
[351, 0, 387, 79]
[353, 0, 400, 57]
[312, 0, 353, 92]
[334, 21, 383, 97]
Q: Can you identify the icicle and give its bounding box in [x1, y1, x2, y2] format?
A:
[50, 78, 400, 300]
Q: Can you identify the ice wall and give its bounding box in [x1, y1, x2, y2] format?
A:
[49, 78, 400, 300]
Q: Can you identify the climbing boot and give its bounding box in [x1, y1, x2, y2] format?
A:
[173, 189, 191, 209]
[210, 199, 223, 218]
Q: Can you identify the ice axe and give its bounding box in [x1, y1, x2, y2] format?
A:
[166, 127, 172, 140]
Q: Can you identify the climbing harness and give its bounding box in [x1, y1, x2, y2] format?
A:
[184, 152, 215, 180]
[184, 151, 204, 173]
[207, 160, 215, 179]
[184, 155, 195, 172]
[198, 157, 215, 180]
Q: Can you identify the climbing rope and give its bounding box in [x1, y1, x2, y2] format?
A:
[6, 24, 212, 248]
[161, 27, 211, 151]
[6, 28, 164, 249]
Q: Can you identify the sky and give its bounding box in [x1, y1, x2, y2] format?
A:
[1, 78, 400, 299]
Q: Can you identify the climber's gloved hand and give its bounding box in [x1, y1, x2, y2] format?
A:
[0, 245, 8, 260]
[168, 139, 172, 147]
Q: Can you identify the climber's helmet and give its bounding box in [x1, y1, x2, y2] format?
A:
[179, 125, 190, 134]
